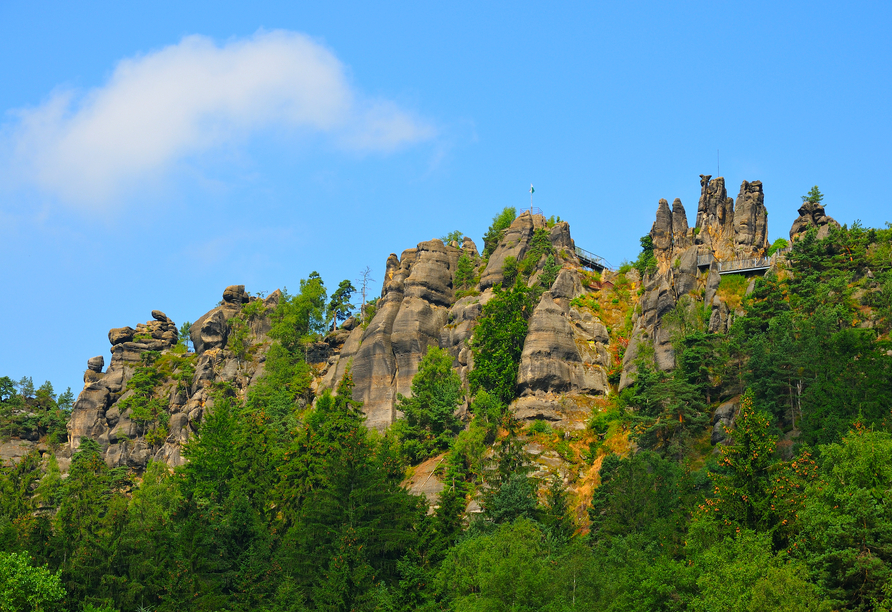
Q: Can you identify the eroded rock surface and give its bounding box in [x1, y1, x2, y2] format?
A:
[789, 201, 840, 241]
[621, 175, 770, 389]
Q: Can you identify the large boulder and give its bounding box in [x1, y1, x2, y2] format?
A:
[789, 201, 840, 241]
[108, 327, 135, 345]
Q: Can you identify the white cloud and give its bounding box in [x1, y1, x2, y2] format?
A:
[1, 30, 435, 210]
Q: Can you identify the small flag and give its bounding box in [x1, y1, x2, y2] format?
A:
[530, 184, 535, 194]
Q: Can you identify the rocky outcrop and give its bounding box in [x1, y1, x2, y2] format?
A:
[513, 270, 611, 427]
[316, 213, 603, 430]
[67, 286, 282, 470]
[190, 285, 250, 353]
[478, 212, 578, 291]
[479, 212, 543, 290]
[68, 210, 621, 462]
[733, 181, 769, 255]
[327, 239, 463, 430]
[621, 175, 770, 388]
[711, 397, 739, 445]
[789, 201, 840, 241]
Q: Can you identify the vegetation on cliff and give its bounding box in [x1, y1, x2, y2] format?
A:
[1, 208, 892, 610]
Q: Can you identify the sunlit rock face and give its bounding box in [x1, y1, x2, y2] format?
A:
[620, 175, 771, 389]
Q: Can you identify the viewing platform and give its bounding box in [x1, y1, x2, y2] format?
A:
[696, 254, 773, 275]
[575, 246, 611, 271]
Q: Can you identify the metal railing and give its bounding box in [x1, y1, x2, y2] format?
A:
[714, 257, 771, 274]
[575, 246, 612, 271]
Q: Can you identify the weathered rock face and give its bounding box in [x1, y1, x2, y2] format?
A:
[733, 180, 769, 255]
[789, 201, 840, 241]
[326, 239, 462, 430]
[190, 285, 251, 353]
[67, 287, 283, 470]
[479, 211, 544, 290]
[621, 175, 770, 388]
[318, 214, 604, 430]
[514, 276, 611, 427]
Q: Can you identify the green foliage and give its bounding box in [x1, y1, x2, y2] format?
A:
[0, 375, 70, 443]
[177, 320, 193, 352]
[0, 550, 65, 612]
[117, 361, 167, 445]
[633, 234, 657, 278]
[437, 519, 584, 610]
[629, 363, 709, 459]
[500, 255, 518, 286]
[795, 430, 892, 610]
[453, 252, 475, 291]
[441, 230, 464, 245]
[589, 451, 688, 546]
[689, 531, 829, 612]
[393, 346, 463, 464]
[767, 237, 789, 257]
[361, 297, 378, 328]
[701, 392, 779, 534]
[327, 279, 356, 330]
[482, 207, 516, 259]
[517, 228, 554, 279]
[802, 185, 824, 204]
[528, 419, 551, 434]
[539, 253, 560, 290]
[468, 281, 535, 404]
[227, 298, 268, 359]
[269, 272, 328, 351]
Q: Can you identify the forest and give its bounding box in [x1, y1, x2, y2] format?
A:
[2, 209, 892, 612]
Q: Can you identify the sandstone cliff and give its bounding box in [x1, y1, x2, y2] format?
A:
[620, 175, 771, 388]
[67, 286, 280, 468]
[66, 209, 630, 469]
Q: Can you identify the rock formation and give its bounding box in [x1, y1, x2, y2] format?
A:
[67, 286, 280, 468]
[789, 201, 840, 241]
[620, 175, 770, 388]
[66, 210, 638, 465]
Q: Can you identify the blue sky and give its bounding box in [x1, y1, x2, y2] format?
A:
[2, 1, 891, 396]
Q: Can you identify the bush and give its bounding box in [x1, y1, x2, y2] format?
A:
[767, 238, 789, 257]
[528, 419, 552, 434]
[482, 207, 517, 258]
[0, 551, 66, 611]
[633, 235, 658, 278]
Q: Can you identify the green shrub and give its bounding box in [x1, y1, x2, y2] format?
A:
[453, 252, 475, 290]
[767, 237, 789, 257]
[633, 235, 658, 278]
[482, 207, 517, 258]
[468, 281, 535, 403]
[501, 256, 518, 286]
[529, 419, 552, 434]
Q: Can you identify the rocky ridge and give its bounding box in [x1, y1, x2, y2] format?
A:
[64, 182, 838, 470]
[65, 211, 627, 469]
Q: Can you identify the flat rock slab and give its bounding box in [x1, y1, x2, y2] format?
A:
[403, 453, 447, 507]
[0, 439, 36, 465]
